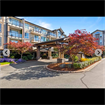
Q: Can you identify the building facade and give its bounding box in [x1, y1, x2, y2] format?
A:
[0, 16, 66, 58]
[91, 30, 105, 46]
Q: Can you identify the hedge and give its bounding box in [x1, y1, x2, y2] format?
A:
[73, 56, 102, 69]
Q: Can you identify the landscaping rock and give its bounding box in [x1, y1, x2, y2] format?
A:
[59, 64, 66, 68]
[67, 64, 72, 68]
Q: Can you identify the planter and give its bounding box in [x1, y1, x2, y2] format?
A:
[57, 58, 65, 63]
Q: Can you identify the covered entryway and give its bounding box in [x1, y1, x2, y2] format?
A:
[33, 38, 68, 60]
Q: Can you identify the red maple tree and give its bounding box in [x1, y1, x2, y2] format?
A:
[4, 40, 33, 59]
[57, 29, 104, 63]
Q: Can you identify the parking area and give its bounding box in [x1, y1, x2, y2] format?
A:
[0, 58, 105, 88]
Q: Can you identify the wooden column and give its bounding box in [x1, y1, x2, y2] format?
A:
[48, 47, 52, 60]
[60, 51, 64, 58]
[58, 50, 64, 58]
[36, 46, 41, 60]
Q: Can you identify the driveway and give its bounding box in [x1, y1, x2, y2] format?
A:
[0, 58, 105, 88]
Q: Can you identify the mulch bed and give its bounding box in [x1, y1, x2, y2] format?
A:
[47, 61, 100, 72]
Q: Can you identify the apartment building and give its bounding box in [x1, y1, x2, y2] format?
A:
[91, 30, 105, 46]
[0, 16, 66, 57]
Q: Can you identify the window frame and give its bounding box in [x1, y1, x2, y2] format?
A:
[25, 33, 29, 39]
[25, 23, 29, 29]
[34, 35, 39, 41]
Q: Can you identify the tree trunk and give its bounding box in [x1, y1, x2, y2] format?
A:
[21, 53, 22, 59]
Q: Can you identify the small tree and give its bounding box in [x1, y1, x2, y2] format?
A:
[4, 41, 33, 59]
[57, 29, 104, 64]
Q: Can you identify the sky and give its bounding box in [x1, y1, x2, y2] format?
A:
[17, 16, 105, 36]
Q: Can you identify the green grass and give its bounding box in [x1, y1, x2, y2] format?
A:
[0, 62, 12, 65]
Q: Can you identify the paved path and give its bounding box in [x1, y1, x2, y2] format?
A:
[0, 58, 105, 88]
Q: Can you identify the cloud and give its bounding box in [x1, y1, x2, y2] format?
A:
[87, 17, 102, 30]
[38, 20, 52, 29]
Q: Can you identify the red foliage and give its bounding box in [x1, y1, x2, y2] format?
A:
[57, 29, 104, 57]
[4, 40, 33, 58]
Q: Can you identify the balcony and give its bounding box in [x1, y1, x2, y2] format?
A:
[46, 32, 57, 38]
[8, 21, 23, 30]
[8, 32, 22, 40]
[31, 39, 40, 43]
[30, 29, 43, 36]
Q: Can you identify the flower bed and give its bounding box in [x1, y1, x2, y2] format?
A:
[73, 56, 102, 69]
[47, 56, 102, 72]
[0, 58, 26, 64]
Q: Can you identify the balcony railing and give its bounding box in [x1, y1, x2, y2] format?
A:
[31, 28, 42, 34]
[46, 33, 56, 37]
[8, 21, 23, 27]
[9, 32, 22, 38]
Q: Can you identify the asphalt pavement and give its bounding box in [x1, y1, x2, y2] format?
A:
[0, 58, 105, 88]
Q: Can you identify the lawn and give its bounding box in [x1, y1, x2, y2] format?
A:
[0, 62, 12, 65]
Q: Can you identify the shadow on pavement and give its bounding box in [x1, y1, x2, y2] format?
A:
[0, 60, 64, 81]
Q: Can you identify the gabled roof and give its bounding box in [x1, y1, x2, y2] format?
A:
[52, 27, 64, 33]
[91, 29, 105, 34]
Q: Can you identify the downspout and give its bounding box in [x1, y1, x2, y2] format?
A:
[5, 17, 8, 49]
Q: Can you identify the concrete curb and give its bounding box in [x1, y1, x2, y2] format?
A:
[45, 58, 105, 73]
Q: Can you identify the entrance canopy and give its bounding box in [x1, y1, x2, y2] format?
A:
[33, 37, 68, 48]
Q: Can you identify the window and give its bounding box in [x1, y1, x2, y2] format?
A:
[25, 23, 29, 29]
[0, 24, 1, 32]
[34, 35, 39, 41]
[34, 26, 39, 32]
[58, 30, 62, 38]
[100, 33, 102, 37]
[41, 37, 46, 42]
[95, 31, 100, 34]
[0, 17, 1, 19]
[100, 42, 102, 45]
[9, 18, 20, 26]
[25, 33, 29, 39]
[0, 37, 2, 46]
[10, 30, 19, 37]
[11, 40, 18, 43]
[41, 29, 47, 35]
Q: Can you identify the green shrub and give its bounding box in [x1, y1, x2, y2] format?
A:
[0, 56, 3, 58]
[52, 53, 58, 58]
[74, 56, 79, 62]
[27, 55, 33, 60]
[10, 56, 15, 59]
[22, 56, 28, 60]
[73, 56, 101, 69]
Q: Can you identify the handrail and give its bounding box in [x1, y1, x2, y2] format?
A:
[8, 21, 23, 27]
[9, 32, 22, 38]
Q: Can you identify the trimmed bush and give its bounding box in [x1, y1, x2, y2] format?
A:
[22, 56, 28, 60]
[27, 55, 33, 60]
[73, 56, 102, 69]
